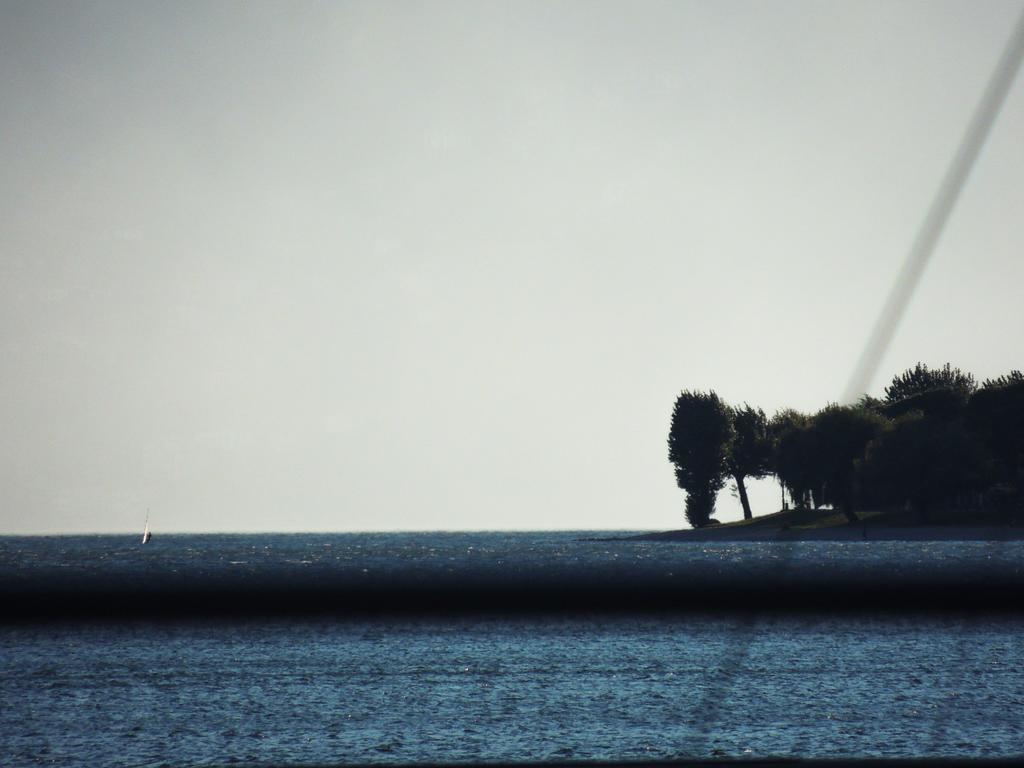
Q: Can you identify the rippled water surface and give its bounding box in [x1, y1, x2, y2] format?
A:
[2, 533, 1023, 765]
[4, 531, 1024, 587]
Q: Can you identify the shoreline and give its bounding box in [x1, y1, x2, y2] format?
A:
[609, 524, 1024, 542]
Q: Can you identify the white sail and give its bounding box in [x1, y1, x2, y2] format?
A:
[142, 510, 151, 544]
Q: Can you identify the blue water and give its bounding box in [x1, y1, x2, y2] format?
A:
[2, 533, 1024, 765]
[5, 531, 1023, 587]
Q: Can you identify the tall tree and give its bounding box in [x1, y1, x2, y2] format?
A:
[668, 391, 734, 528]
[808, 404, 888, 523]
[727, 404, 772, 520]
[769, 409, 813, 510]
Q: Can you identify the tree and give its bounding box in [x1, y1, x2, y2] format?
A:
[769, 409, 813, 510]
[884, 363, 976, 420]
[856, 394, 887, 415]
[884, 387, 970, 420]
[981, 370, 1023, 389]
[862, 413, 989, 522]
[968, 374, 1024, 503]
[726, 404, 772, 520]
[668, 391, 734, 528]
[885, 363, 976, 402]
[807, 404, 888, 523]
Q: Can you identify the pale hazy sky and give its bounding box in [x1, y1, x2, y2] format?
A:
[1, 0, 1022, 534]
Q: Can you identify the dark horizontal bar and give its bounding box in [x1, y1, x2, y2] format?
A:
[4, 580, 1023, 622]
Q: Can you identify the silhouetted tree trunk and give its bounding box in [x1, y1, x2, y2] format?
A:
[792, 489, 810, 510]
[735, 475, 753, 520]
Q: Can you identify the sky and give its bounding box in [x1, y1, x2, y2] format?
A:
[1, 0, 1022, 534]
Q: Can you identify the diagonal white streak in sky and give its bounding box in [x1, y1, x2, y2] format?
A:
[843, 5, 1024, 404]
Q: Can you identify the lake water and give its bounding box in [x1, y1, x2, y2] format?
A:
[2, 532, 1023, 765]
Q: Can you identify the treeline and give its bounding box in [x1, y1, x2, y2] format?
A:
[667, 363, 1024, 528]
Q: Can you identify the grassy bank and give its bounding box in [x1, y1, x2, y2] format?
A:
[623, 505, 1024, 541]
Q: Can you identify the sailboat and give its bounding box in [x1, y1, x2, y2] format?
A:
[141, 510, 152, 544]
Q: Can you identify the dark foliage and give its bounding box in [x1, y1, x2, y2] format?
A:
[668, 391, 733, 528]
[883, 386, 970, 420]
[672, 364, 1022, 526]
[726, 404, 772, 520]
[856, 394, 887, 415]
[808, 405, 888, 523]
[968, 374, 1024, 503]
[982, 369, 1024, 389]
[769, 409, 815, 510]
[884, 362, 976, 404]
[862, 414, 990, 522]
